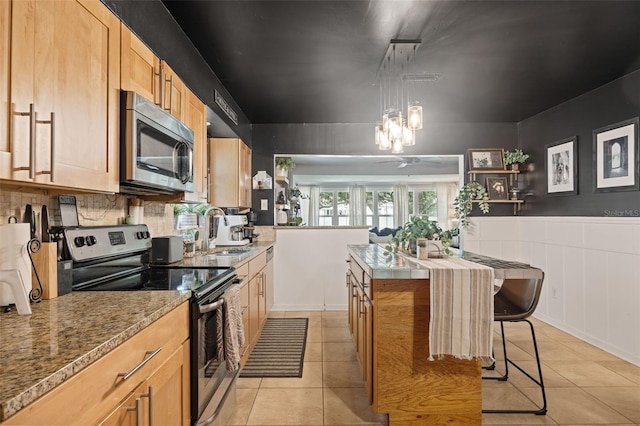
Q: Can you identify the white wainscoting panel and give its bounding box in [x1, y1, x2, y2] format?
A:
[462, 216, 640, 366]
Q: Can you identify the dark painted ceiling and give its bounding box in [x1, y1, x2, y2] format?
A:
[162, 0, 640, 125]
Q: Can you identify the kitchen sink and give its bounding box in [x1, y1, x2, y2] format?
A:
[213, 248, 251, 256]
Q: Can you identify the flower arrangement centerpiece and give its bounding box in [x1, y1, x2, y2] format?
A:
[503, 149, 530, 171]
[386, 216, 458, 256]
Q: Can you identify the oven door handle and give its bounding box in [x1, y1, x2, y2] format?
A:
[199, 298, 224, 314]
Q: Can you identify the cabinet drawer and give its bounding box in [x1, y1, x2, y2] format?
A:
[248, 251, 267, 277]
[236, 261, 249, 279]
[3, 303, 189, 425]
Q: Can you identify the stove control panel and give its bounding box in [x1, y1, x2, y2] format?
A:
[65, 224, 152, 262]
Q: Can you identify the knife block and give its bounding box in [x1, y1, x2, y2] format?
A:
[31, 242, 59, 300]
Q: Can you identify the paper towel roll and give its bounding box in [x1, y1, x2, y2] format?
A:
[0, 223, 33, 306]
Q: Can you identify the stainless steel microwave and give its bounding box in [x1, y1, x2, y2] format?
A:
[120, 91, 194, 195]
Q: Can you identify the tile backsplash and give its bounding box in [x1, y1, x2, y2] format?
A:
[0, 187, 177, 237]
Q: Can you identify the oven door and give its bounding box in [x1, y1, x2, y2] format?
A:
[192, 278, 239, 425]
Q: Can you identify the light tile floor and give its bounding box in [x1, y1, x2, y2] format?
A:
[228, 311, 640, 425]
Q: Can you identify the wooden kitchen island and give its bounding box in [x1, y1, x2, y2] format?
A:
[346, 244, 544, 425]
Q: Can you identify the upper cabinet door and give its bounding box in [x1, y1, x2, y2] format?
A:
[6, 0, 120, 192]
[0, 0, 11, 180]
[160, 61, 186, 121]
[121, 23, 161, 105]
[209, 137, 252, 208]
[183, 89, 208, 201]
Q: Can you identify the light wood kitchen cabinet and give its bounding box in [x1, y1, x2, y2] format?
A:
[1, 0, 120, 193]
[209, 137, 252, 208]
[121, 23, 161, 106]
[182, 89, 208, 202]
[100, 340, 191, 426]
[2, 303, 190, 425]
[347, 256, 373, 403]
[160, 61, 186, 121]
[0, 0, 9, 178]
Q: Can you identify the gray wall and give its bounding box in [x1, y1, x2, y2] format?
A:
[518, 70, 640, 216]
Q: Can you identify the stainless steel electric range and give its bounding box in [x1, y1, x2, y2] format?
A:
[62, 224, 238, 426]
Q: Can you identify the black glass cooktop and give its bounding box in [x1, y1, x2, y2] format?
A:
[73, 266, 235, 293]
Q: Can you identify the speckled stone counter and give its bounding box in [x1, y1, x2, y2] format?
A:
[0, 291, 190, 421]
[348, 244, 543, 279]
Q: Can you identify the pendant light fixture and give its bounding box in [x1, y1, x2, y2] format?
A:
[375, 39, 422, 151]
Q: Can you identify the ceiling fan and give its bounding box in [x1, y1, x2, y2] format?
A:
[379, 156, 443, 168]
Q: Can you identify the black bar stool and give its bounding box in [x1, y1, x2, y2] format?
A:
[482, 273, 547, 415]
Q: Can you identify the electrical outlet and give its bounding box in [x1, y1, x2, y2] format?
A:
[261, 199, 268, 211]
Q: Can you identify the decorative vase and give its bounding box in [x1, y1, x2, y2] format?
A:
[510, 163, 520, 171]
[276, 209, 288, 225]
[416, 238, 444, 259]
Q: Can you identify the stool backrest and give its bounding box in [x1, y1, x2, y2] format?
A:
[498, 273, 545, 319]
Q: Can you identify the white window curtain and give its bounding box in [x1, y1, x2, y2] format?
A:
[349, 185, 366, 226]
[307, 185, 320, 226]
[436, 182, 459, 230]
[393, 184, 409, 228]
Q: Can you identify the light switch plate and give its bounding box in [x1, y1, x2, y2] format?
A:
[261, 199, 268, 210]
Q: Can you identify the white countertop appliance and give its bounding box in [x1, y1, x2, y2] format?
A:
[215, 215, 250, 246]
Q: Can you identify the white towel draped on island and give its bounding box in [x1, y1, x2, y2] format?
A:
[421, 256, 495, 361]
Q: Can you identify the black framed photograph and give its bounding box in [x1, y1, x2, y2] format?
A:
[545, 136, 578, 196]
[486, 177, 509, 200]
[593, 117, 639, 192]
[467, 148, 505, 171]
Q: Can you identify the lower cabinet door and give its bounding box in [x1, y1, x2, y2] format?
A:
[100, 340, 190, 426]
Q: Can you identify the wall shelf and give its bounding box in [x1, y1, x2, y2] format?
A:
[468, 169, 523, 215]
[472, 199, 524, 215]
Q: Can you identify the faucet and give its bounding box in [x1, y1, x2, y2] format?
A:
[203, 206, 227, 253]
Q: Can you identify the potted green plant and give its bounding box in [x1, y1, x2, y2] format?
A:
[288, 186, 308, 201]
[386, 216, 458, 256]
[453, 182, 490, 229]
[275, 157, 296, 177]
[504, 149, 530, 171]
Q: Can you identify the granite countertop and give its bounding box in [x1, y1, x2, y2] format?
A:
[0, 241, 275, 422]
[348, 244, 543, 279]
[0, 291, 190, 421]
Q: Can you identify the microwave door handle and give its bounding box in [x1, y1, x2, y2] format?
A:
[173, 141, 193, 184]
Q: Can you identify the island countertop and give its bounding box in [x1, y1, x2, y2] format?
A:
[347, 244, 543, 279]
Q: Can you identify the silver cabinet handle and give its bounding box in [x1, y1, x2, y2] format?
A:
[141, 385, 153, 426]
[126, 398, 142, 426]
[259, 272, 265, 297]
[157, 66, 164, 107]
[37, 111, 55, 182]
[118, 348, 162, 380]
[166, 74, 174, 113]
[13, 103, 36, 178]
[345, 272, 350, 287]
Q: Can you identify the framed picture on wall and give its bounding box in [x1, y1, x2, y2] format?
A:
[467, 148, 505, 171]
[486, 177, 509, 200]
[593, 117, 639, 192]
[545, 136, 578, 196]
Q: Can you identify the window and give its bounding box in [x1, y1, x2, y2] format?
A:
[365, 189, 394, 229]
[409, 189, 438, 221]
[319, 190, 350, 226]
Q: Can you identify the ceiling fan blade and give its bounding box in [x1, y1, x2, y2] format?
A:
[397, 162, 408, 168]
